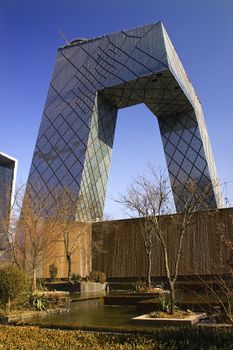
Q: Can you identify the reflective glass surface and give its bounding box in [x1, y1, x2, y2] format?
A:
[26, 22, 223, 220]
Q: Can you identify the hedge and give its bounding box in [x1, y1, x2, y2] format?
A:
[0, 326, 233, 350]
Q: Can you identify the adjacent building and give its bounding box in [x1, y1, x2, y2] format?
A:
[0, 152, 17, 221]
[0, 152, 17, 253]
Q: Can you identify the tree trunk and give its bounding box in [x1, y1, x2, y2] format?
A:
[32, 268, 37, 292]
[7, 297, 11, 311]
[170, 282, 175, 314]
[67, 254, 72, 281]
[146, 250, 152, 289]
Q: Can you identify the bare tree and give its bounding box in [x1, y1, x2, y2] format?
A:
[117, 168, 172, 289]
[1, 184, 92, 285]
[19, 190, 60, 290]
[195, 211, 233, 323]
[0, 185, 61, 290]
[58, 221, 86, 281]
[118, 166, 212, 314]
[0, 185, 26, 269]
[52, 192, 90, 281]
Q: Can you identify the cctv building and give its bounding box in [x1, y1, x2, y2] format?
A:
[26, 22, 224, 221]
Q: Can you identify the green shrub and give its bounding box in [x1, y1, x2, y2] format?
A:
[29, 293, 47, 311]
[70, 273, 82, 284]
[98, 272, 106, 284]
[132, 280, 144, 292]
[49, 263, 58, 281]
[0, 266, 29, 307]
[89, 270, 106, 284]
[159, 292, 171, 313]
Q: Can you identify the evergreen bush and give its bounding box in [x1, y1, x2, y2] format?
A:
[0, 266, 29, 307]
[49, 263, 58, 281]
[89, 270, 106, 284]
[70, 273, 82, 283]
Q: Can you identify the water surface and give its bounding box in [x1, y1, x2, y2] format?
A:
[34, 302, 152, 330]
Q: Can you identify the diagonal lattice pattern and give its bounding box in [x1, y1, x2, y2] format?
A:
[26, 22, 223, 220]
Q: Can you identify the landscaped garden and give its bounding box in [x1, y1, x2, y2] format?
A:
[1, 172, 233, 349]
[0, 265, 108, 324]
[1, 262, 233, 349]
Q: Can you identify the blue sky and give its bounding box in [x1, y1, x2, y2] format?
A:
[1, 0, 232, 218]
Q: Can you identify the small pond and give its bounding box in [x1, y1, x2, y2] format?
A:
[33, 303, 150, 330]
[30, 290, 222, 330]
[32, 294, 157, 331]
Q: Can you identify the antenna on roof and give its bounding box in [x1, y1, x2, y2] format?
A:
[59, 29, 69, 45]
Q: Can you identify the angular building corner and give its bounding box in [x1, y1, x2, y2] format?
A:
[26, 21, 224, 221]
[0, 152, 18, 251]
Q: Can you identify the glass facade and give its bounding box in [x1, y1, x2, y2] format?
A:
[26, 22, 223, 220]
[0, 153, 17, 234]
[0, 165, 13, 219]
